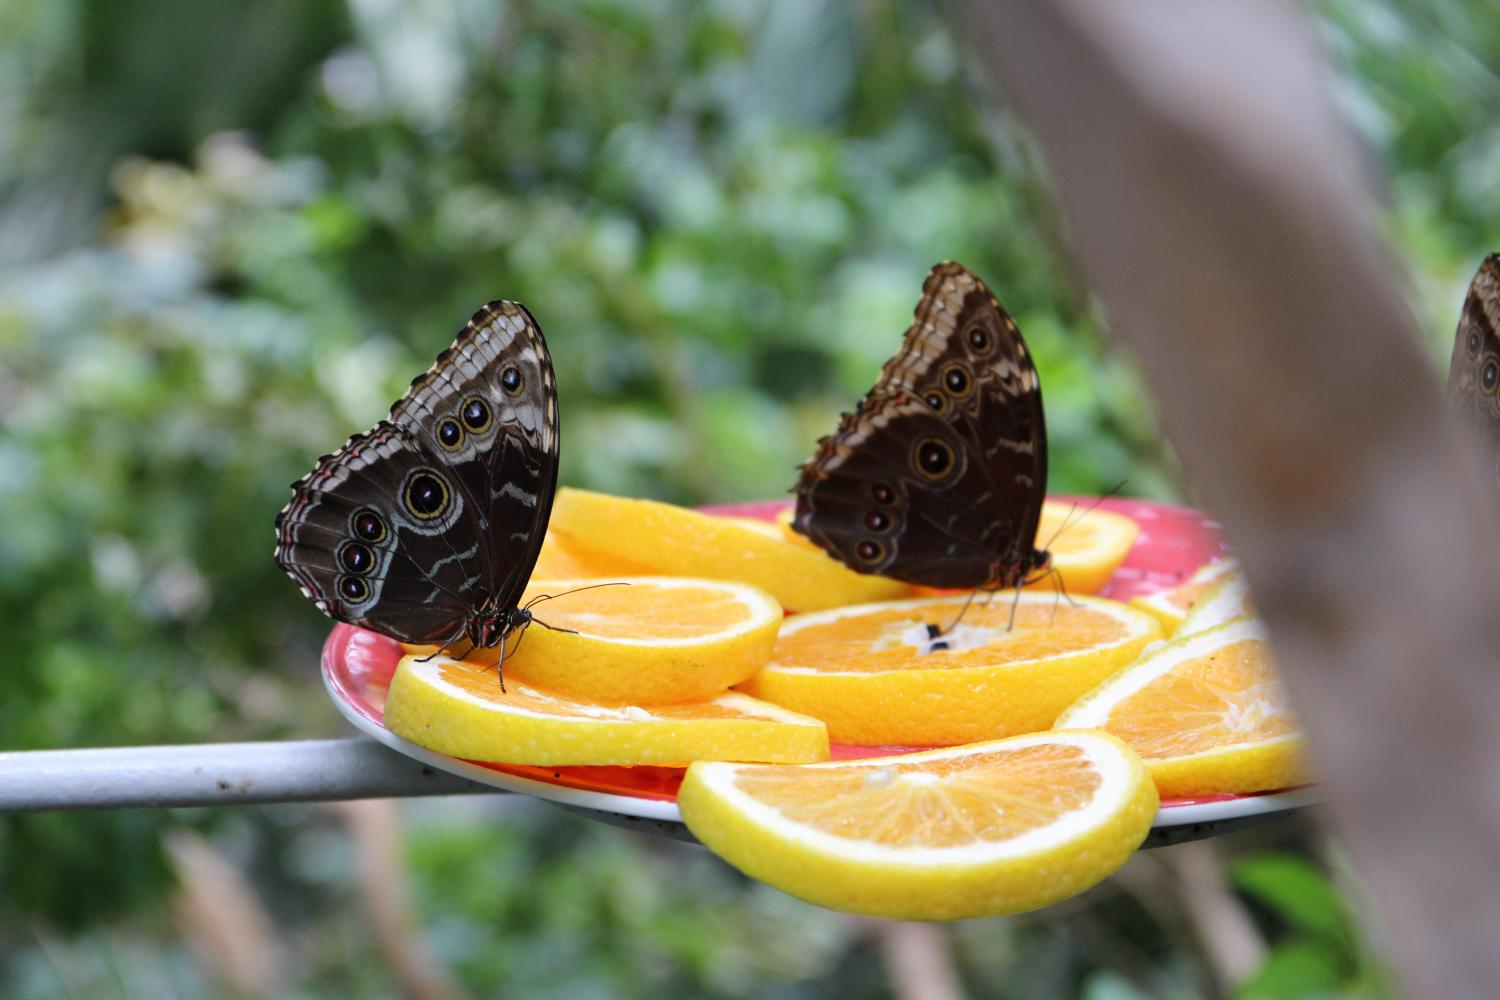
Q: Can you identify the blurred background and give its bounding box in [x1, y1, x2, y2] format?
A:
[1, 0, 1494, 996]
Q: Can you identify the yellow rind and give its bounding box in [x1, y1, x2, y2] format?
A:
[1055, 617, 1308, 797]
[677, 731, 1159, 920]
[383, 655, 829, 766]
[739, 594, 1162, 745]
[1143, 735, 1310, 798]
[549, 488, 910, 612]
[504, 577, 784, 705]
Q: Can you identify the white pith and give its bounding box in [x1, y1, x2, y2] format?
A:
[691, 731, 1139, 866]
[765, 592, 1156, 676]
[525, 577, 780, 647]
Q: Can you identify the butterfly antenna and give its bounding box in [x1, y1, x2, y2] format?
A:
[1040, 481, 1130, 554]
[522, 580, 631, 612]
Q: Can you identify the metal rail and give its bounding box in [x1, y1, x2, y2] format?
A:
[0, 738, 494, 812]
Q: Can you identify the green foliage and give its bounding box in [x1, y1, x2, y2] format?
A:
[1231, 852, 1392, 999]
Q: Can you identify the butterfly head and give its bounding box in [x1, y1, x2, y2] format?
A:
[467, 605, 534, 649]
[992, 546, 1051, 591]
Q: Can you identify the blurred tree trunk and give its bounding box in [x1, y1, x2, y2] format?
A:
[953, 1, 1500, 996]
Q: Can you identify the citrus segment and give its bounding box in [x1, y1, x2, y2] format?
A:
[383, 654, 828, 766]
[677, 730, 1158, 919]
[738, 592, 1162, 745]
[494, 578, 782, 704]
[1055, 617, 1308, 797]
[1129, 559, 1239, 634]
[548, 488, 909, 612]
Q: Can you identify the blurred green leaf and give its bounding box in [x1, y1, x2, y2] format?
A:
[1232, 852, 1353, 942]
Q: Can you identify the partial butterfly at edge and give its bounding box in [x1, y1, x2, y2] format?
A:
[792, 261, 1051, 593]
[274, 300, 558, 675]
[1447, 253, 1500, 489]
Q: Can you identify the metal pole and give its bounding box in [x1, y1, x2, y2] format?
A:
[0, 738, 495, 812]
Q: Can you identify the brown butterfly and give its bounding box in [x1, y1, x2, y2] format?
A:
[274, 301, 558, 660]
[1447, 254, 1500, 487]
[793, 261, 1050, 590]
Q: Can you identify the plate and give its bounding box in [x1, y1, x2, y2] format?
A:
[322, 496, 1315, 844]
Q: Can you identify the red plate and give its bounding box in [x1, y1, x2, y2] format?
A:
[323, 496, 1312, 831]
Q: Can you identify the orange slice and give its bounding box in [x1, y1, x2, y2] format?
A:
[1129, 559, 1239, 635]
[677, 730, 1158, 919]
[1176, 571, 1255, 638]
[737, 592, 1162, 745]
[1035, 502, 1140, 595]
[548, 488, 910, 612]
[530, 529, 653, 580]
[382, 654, 828, 766]
[495, 578, 782, 705]
[1055, 617, 1308, 797]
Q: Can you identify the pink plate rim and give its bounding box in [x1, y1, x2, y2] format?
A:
[322, 495, 1316, 829]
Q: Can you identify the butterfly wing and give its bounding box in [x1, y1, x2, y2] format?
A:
[388, 300, 559, 614]
[274, 301, 558, 643]
[794, 262, 1047, 589]
[1448, 255, 1500, 487]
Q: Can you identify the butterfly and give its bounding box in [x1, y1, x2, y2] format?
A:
[274, 300, 558, 668]
[1447, 253, 1500, 488]
[793, 261, 1050, 591]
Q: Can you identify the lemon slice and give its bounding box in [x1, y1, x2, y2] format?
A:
[738, 592, 1161, 745]
[1130, 558, 1239, 635]
[1055, 616, 1308, 796]
[383, 655, 828, 766]
[549, 488, 909, 612]
[497, 577, 782, 705]
[678, 730, 1158, 919]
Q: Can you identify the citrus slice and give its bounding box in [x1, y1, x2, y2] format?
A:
[738, 592, 1162, 745]
[677, 730, 1158, 920]
[548, 488, 910, 612]
[530, 530, 654, 580]
[1129, 558, 1239, 634]
[492, 577, 782, 705]
[1034, 502, 1140, 595]
[1055, 616, 1308, 797]
[383, 654, 828, 766]
[1176, 571, 1254, 638]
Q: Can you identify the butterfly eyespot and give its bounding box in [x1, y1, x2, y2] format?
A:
[863, 510, 892, 533]
[338, 576, 370, 602]
[1469, 330, 1483, 358]
[501, 366, 523, 395]
[941, 363, 973, 398]
[351, 509, 387, 543]
[1484, 359, 1499, 394]
[436, 418, 464, 451]
[339, 542, 374, 574]
[924, 392, 946, 412]
[855, 539, 886, 563]
[913, 437, 956, 480]
[966, 325, 992, 352]
[461, 396, 492, 432]
[404, 471, 450, 519]
[869, 482, 897, 506]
